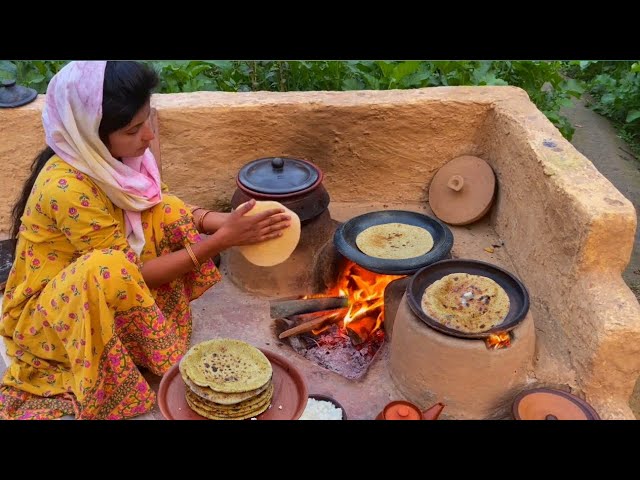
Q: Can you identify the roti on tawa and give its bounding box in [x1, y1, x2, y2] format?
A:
[182, 339, 273, 393]
[421, 273, 510, 333]
[235, 200, 301, 267]
[179, 359, 271, 405]
[355, 222, 434, 260]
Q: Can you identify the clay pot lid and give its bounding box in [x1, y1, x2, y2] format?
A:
[428, 155, 496, 226]
[237, 157, 321, 195]
[381, 400, 423, 420]
[512, 388, 601, 420]
[0, 79, 38, 108]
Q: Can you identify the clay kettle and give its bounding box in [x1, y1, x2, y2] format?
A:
[376, 401, 445, 420]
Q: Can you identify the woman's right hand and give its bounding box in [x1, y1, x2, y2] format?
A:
[213, 199, 291, 250]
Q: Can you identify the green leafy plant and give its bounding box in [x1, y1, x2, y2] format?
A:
[2, 60, 585, 141]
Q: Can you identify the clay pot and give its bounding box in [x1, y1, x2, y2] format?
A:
[376, 400, 445, 420]
[231, 156, 330, 223]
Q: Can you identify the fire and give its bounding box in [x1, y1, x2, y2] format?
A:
[485, 332, 511, 350]
[306, 261, 403, 341]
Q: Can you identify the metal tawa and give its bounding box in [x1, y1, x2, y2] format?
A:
[428, 155, 496, 226]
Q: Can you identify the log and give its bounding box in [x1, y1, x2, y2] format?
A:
[278, 311, 344, 339]
[288, 308, 348, 324]
[270, 296, 348, 319]
[273, 317, 295, 336]
[346, 316, 376, 345]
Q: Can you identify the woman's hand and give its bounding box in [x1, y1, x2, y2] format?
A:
[213, 199, 291, 249]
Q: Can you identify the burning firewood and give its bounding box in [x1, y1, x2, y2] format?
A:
[345, 316, 376, 345]
[278, 311, 344, 339]
[288, 308, 348, 324]
[270, 296, 348, 319]
[485, 332, 511, 349]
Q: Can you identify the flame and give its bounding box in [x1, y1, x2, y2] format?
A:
[306, 261, 403, 341]
[485, 332, 511, 350]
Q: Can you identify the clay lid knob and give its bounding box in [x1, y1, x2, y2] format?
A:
[545, 414, 558, 420]
[382, 401, 423, 420]
[397, 406, 410, 417]
[447, 175, 464, 192]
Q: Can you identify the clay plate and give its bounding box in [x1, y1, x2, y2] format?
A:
[158, 348, 308, 420]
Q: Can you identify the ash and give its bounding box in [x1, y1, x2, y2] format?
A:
[290, 325, 384, 380]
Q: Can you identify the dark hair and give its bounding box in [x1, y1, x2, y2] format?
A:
[9, 61, 159, 243]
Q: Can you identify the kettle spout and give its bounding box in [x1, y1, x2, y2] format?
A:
[422, 402, 445, 420]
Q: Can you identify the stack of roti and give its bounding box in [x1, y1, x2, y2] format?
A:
[421, 273, 510, 333]
[179, 339, 274, 420]
[356, 222, 434, 260]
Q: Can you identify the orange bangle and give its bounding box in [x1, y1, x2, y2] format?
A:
[185, 243, 201, 270]
[199, 210, 213, 234]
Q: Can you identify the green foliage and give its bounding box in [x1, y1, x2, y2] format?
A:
[490, 61, 583, 140]
[2, 60, 588, 141]
[0, 60, 68, 93]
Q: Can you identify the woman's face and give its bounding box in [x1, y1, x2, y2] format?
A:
[106, 102, 155, 159]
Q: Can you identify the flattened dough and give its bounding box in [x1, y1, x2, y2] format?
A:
[236, 200, 301, 267]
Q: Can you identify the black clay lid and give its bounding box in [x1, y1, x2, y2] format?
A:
[0, 79, 38, 108]
[237, 157, 320, 195]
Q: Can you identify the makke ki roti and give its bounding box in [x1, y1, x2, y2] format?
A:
[179, 358, 272, 405]
[182, 339, 273, 393]
[184, 383, 274, 417]
[421, 273, 510, 333]
[355, 222, 434, 260]
[185, 389, 272, 420]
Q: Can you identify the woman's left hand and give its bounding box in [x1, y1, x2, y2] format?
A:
[214, 199, 291, 249]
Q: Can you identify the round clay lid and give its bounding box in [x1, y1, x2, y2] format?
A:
[382, 401, 422, 420]
[237, 157, 320, 195]
[428, 155, 496, 226]
[512, 388, 600, 420]
[0, 79, 38, 108]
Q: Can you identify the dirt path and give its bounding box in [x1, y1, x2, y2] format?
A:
[561, 98, 640, 299]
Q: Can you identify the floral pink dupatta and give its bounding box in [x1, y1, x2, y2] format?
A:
[42, 61, 162, 256]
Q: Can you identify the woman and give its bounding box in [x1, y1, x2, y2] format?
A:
[0, 61, 291, 420]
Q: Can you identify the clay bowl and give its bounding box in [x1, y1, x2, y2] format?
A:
[305, 394, 348, 420]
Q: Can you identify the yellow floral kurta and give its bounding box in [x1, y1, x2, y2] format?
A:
[0, 156, 221, 419]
